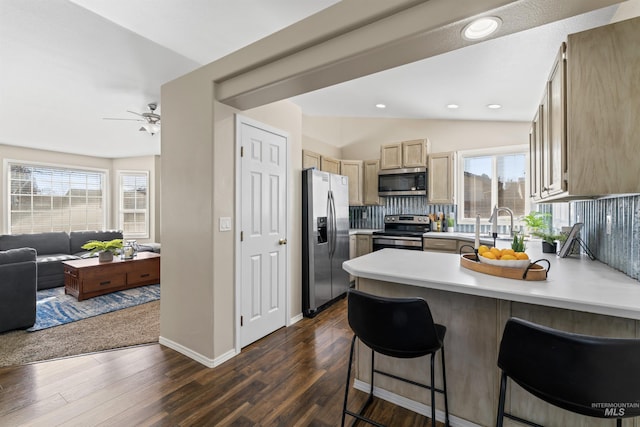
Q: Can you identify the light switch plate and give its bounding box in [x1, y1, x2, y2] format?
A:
[219, 217, 232, 232]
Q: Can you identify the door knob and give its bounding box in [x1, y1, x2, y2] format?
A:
[279, 238, 287, 245]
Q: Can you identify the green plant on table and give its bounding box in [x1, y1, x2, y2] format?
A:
[81, 239, 123, 255]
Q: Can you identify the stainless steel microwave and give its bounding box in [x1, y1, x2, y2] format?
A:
[378, 167, 427, 196]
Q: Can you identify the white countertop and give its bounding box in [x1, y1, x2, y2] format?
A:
[343, 248, 640, 320]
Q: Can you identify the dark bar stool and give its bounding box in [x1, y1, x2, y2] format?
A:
[497, 317, 640, 427]
[342, 289, 450, 427]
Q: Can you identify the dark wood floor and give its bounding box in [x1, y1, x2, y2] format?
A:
[0, 297, 440, 426]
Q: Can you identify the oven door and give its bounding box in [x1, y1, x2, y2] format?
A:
[372, 235, 423, 251]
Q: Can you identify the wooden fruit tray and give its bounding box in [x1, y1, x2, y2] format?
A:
[460, 253, 549, 281]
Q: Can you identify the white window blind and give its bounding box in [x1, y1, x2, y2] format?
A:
[119, 171, 149, 238]
[9, 163, 106, 233]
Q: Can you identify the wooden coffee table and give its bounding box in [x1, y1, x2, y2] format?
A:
[63, 252, 160, 301]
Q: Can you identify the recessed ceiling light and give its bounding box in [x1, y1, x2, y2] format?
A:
[487, 104, 502, 109]
[462, 16, 502, 41]
[375, 103, 386, 109]
[447, 104, 459, 109]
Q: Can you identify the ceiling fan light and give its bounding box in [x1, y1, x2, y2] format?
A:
[140, 123, 160, 135]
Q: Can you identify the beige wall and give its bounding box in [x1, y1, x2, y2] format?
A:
[301, 116, 343, 158]
[160, 67, 216, 359]
[303, 116, 530, 160]
[161, 62, 303, 361]
[0, 143, 158, 241]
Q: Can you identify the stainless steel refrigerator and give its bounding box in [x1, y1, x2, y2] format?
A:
[302, 168, 350, 317]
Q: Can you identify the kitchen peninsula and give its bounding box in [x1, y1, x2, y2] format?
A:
[343, 249, 640, 427]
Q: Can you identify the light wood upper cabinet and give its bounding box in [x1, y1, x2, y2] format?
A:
[428, 152, 455, 204]
[363, 159, 381, 205]
[529, 107, 542, 201]
[320, 156, 341, 174]
[530, 17, 640, 201]
[380, 139, 430, 169]
[340, 160, 363, 206]
[380, 143, 402, 169]
[302, 150, 321, 170]
[402, 139, 429, 168]
[543, 42, 567, 198]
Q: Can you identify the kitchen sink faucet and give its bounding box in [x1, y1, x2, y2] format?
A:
[488, 206, 514, 238]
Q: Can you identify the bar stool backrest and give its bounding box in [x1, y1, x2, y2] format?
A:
[347, 289, 442, 359]
[498, 318, 640, 418]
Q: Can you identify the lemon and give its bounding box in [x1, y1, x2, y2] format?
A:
[478, 245, 489, 255]
[482, 251, 497, 259]
[490, 247, 501, 258]
[502, 248, 515, 256]
[515, 252, 529, 260]
[501, 254, 517, 261]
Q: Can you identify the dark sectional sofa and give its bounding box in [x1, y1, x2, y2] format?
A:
[0, 230, 161, 333]
[0, 230, 124, 290]
[0, 248, 37, 333]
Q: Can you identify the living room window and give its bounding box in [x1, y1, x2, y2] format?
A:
[456, 146, 529, 224]
[118, 171, 149, 238]
[8, 162, 107, 234]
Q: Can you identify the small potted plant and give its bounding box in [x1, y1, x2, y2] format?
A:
[81, 239, 123, 262]
[532, 230, 568, 254]
[521, 211, 549, 237]
[447, 216, 455, 233]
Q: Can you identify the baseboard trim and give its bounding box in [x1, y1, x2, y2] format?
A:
[353, 379, 480, 427]
[159, 336, 238, 368]
[289, 312, 303, 325]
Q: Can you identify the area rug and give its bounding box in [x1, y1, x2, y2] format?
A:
[28, 284, 161, 331]
[0, 300, 159, 367]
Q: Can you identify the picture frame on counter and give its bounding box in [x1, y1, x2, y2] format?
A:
[559, 223, 595, 260]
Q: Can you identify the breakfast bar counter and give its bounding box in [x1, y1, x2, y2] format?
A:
[342, 249, 640, 426]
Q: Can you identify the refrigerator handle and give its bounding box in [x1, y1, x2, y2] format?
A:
[327, 190, 336, 258]
[332, 192, 337, 258]
[327, 190, 333, 257]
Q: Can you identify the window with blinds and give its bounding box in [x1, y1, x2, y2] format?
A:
[8, 163, 106, 234]
[119, 171, 149, 238]
[457, 146, 528, 223]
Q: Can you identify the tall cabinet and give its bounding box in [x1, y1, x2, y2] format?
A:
[529, 17, 640, 201]
[428, 152, 455, 204]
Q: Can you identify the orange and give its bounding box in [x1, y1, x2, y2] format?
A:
[478, 245, 489, 255]
[482, 251, 497, 259]
[515, 252, 529, 260]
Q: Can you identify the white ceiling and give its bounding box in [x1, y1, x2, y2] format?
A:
[0, 1, 631, 158]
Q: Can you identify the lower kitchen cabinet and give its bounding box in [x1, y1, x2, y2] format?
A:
[355, 234, 372, 257]
[423, 237, 474, 254]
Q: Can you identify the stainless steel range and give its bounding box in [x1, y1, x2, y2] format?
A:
[372, 214, 431, 251]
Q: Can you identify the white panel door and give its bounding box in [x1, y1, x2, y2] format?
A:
[240, 121, 287, 347]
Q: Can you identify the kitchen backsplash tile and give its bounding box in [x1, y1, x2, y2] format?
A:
[573, 195, 640, 281]
[349, 197, 509, 234]
[349, 197, 455, 229]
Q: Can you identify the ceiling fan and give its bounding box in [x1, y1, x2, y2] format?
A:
[103, 103, 161, 135]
